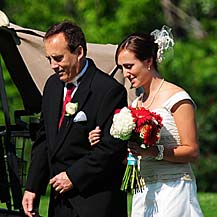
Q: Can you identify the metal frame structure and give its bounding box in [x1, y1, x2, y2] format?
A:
[0, 25, 44, 217]
[0, 57, 30, 216]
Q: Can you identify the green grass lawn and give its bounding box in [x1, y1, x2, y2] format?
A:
[198, 192, 217, 217]
[1, 192, 217, 216]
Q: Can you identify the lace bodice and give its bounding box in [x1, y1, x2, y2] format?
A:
[132, 91, 196, 183]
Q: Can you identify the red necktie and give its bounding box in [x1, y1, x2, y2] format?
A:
[58, 83, 75, 128]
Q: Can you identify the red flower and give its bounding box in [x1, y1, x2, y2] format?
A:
[126, 107, 162, 147]
[141, 124, 160, 146]
[114, 108, 121, 114]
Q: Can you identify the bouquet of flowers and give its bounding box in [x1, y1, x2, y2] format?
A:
[110, 106, 163, 192]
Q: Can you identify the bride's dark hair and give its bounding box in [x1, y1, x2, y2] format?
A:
[115, 33, 158, 70]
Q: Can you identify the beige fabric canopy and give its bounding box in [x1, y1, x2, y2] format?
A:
[1, 23, 136, 109]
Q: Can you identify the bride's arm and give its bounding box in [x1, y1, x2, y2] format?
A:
[89, 127, 128, 165]
[89, 126, 101, 145]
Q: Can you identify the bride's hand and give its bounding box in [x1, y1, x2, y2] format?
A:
[128, 142, 158, 158]
[88, 126, 101, 146]
[128, 142, 147, 157]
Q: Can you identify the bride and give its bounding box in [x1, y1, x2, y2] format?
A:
[89, 26, 204, 217]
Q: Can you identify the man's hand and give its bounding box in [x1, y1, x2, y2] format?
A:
[22, 191, 36, 217]
[50, 171, 73, 193]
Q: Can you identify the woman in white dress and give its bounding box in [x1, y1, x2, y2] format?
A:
[89, 26, 203, 217]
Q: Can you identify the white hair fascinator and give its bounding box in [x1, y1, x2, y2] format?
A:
[150, 25, 174, 63]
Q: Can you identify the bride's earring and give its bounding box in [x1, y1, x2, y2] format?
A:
[148, 66, 151, 71]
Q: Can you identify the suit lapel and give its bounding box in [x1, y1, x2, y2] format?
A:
[51, 60, 95, 159]
[47, 77, 64, 151]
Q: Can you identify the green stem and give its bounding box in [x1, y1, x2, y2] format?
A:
[121, 165, 131, 191]
[130, 166, 135, 190]
[135, 168, 139, 189]
[124, 166, 132, 190]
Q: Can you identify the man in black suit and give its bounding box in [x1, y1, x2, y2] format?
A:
[22, 21, 128, 217]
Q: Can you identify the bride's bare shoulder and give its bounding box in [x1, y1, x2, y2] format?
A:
[162, 81, 184, 95]
[159, 81, 184, 101]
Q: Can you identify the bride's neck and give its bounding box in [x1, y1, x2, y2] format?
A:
[142, 76, 163, 96]
[142, 77, 164, 109]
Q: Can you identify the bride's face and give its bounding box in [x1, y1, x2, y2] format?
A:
[117, 49, 150, 88]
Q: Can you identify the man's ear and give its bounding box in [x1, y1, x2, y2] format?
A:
[77, 45, 84, 61]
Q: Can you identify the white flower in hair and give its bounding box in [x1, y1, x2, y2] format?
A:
[0, 10, 10, 27]
[151, 25, 174, 63]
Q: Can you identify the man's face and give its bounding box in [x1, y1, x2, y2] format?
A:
[44, 32, 82, 83]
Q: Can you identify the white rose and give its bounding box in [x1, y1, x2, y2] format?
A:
[65, 102, 78, 116]
[110, 107, 136, 140]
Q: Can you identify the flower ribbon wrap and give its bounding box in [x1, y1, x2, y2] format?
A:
[110, 106, 163, 193]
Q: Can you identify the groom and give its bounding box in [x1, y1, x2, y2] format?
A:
[22, 21, 128, 217]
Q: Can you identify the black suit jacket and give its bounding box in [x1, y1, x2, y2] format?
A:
[26, 59, 128, 217]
